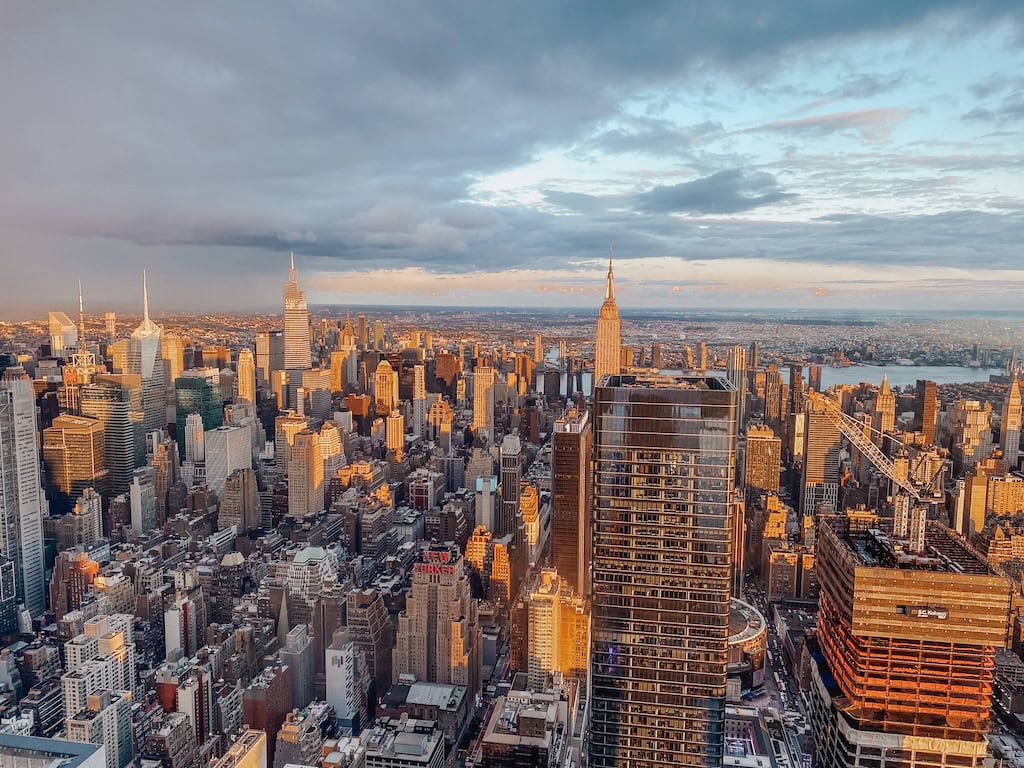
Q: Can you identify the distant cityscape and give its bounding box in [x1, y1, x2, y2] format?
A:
[0, 254, 1020, 768]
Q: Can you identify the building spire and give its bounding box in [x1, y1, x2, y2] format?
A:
[78, 279, 87, 351]
[606, 245, 615, 301]
[142, 270, 150, 324]
[289, 251, 297, 280]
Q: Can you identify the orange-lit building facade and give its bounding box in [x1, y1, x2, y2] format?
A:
[810, 513, 1011, 768]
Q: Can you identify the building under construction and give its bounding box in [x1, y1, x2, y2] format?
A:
[810, 512, 1011, 768]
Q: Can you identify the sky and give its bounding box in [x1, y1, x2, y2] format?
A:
[1, 2, 1023, 317]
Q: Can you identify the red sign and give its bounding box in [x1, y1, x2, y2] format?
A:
[423, 550, 452, 564]
[416, 563, 456, 576]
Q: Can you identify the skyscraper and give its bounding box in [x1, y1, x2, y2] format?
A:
[915, 379, 939, 444]
[255, 330, 285, 388]
[0, 367, 47, 616]
[42, 415, 108, 515]
[590, 374, 737, 768]
[498, 434, 521, 537]
[80, 376, 143, 498]
[373, 360, 398, 414]
[219, 467, 260, 532]
[551, 408, 590, 595]
[385, 410, 404, 461]
[393, 543, 481, 697]
[236, 347, 256, 404]
[727, 344, 748, 429]
[526, 569, 589, 690]
[49, 311, 78, 359]
[1001, 378, 1021, 469]
[204, 425, 251, 497]
[811, 513, 1010, 768]
[283, 254, 313, 371]
[801, 397, 843, 515]
[174, 368, 223, 454]
[472, 365, 496, 439]
[593, 249, 621, 388]
[872, 374, 895, 439]
[127, 273, 167, 433]
[411, 364, 426, 438]
[744, 424, 781, 505]
[288, 430, 323, 517]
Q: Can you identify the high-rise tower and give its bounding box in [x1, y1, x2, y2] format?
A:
[551, 408, 590, 595]
[283, 253, 313, 371]
[127, 273, 167, 433]
[590, 374, 737, 767]
[593, 249, 621, 388]
[727, 344, 748, 429]
[0, 367, 47, 616]
[236, 348, 256, 404]
[1001, 378, 1021, 469]
[873, 374, 896, 440]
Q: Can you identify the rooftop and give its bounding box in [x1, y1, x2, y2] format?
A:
[0, 733, 102, 768]
[840, 520, 993, 575]
[602, 373, 734, 391]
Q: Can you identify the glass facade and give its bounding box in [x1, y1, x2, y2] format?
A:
[590, 375, 737, 768]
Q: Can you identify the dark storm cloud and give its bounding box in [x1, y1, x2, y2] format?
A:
[0, 0, 1022, 311]
[634, 170, 796, 214]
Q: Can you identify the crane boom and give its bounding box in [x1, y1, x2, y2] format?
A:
[806, 391, 922, 500]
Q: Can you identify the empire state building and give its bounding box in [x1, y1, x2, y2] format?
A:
[284, 253, 313, 371]
[593, 250, 621, 387]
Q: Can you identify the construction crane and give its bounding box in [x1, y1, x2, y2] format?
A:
[805, 390, 946, 503]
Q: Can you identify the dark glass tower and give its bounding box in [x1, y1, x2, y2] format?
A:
[590, 374, 737, 768]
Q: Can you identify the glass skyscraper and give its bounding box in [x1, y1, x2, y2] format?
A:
[590, 374, 737, 768]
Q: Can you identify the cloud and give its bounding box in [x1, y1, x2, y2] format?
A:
[751, 107, 914, 143]
[0, 2, 1023, 312]
[634, 169, 796, 214]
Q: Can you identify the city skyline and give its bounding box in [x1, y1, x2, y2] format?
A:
[3, 4, 1024, 314]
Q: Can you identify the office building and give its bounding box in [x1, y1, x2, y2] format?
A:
[61, 488, 103, 550]
[374, 360, 399, 414]
[590, 374, 737, 767]
[743, 425, 781, 505]
[220, 468, 261, 532]
[872, 375, 896, 439]
[386, 410, 405, 461]
[499, 435, 521, 538]
[129, 467, 156, 536]
[80, 376, 143, 498]
[274, 708, 323, 768]
[127, 274, 166, 433]
[811, 513, 1011, 768]
[412, 364, 426, 438]
[236, 347, 256, 404]
[283, 254, 313, 371]
[289, 429, 324, 516]
[347, 588, 393, 703]
[594, 250, 621, 388]
[801, 396, 842, 515]
[174, 368, 223, 454]
[49, 311, 78, 359]
[0, 367, 47, 616]
[526, 570, 589, 689]
[473, 365, 496, 439]
[255, 330, 285, 388]
[551, 408, 590, 595]
[205, 425, 251, 497]
[1002, 378, 1022, 469]
[915, 379, 939, 445]
[393, 543, 481, 697]
[727, 345, 748, 429]
[42, 415, 108, 514]
[160, 333, 185, 391]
